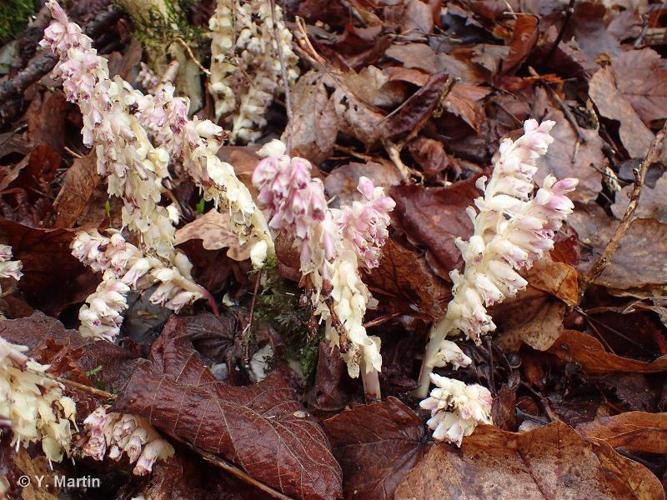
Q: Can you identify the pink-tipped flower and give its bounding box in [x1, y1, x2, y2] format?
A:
[420, 374, 492, 447]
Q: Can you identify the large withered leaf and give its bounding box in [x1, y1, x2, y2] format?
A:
[323, 397, 426, 500]
[589, 64, 654, 159]
[577, 412, 667, 455]
[569, 203, 667, 291]
[391, 177, 478, 280]
[113, 317, 343, 500]
[395, 421, 664, 499]
[550, 330, 667, 375]
[52, 150, 100, 229]
[0, 219, 97, 315]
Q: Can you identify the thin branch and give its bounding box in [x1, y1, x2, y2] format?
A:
[195, 446, 293, 499]
[581, 122, 667, 294]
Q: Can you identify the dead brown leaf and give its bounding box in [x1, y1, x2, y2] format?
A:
[113, 317, 343, 500]
[611, 48, 667, 126]
[0, 219, 97, 315]
[323, 397, 426, 500]
[366, 238, 451, 320]
[569, 203, 667, 290]
[324, 159, 401, 207]
[52, 151, 99, 228]
[577, 412, 667, 455]
[175, 209, 252, 262]
[284, 70, 339, 165]
[589, 64, 654, 159]
[391, 177, 478, 280]
[504, 15, 539, 75]
[395, 421, 664, 499]
[550, 330, 667, 374]
[444, 83, 491, 132]
[612, 173, 667, 223]
[533, 99, 603, 203]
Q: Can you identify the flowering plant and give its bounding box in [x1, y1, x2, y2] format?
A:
[253, 140, 394, 398]
[415, 120, 577, 443]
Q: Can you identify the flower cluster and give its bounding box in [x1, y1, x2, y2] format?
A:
[420, 374, 492, 446]
[0, 336, 76, 462]
[72, 230, 205, 340]
[253, 141, 395, 381]
[0, 244, 22, 294]
[208, 0, 299, 143]
[79, 406, 174, 476]
[41, 0, 273, 266]
[417, 120, 578, 399]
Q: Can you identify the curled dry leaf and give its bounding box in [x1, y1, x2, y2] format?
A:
[395, 421, 664, 500]
[175, 209, 253, 262]
[324, 159, 401, 207]
[113, 316, 343, 500]
[589, 64, 654, 159]
[577, 412, 667, 455]
[550, 330, 667, 375]
[323, 397, 426, 500]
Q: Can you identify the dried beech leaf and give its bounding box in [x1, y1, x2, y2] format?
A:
[611, 48, 667, 125]
[113, 317, 343, 500]
[612, 173, 667, 223]
[52, 151, 100, 228]
[569, 204, 667, 290]
[550, 330, 667, 374]
[175, 210, 252, 261]
[0, 219, 97, 314]
[444, 83, 491, 132]
[577, 412, 667, 455]
[365, 238, 451, 319]
[395, 421, 664, 499]
[391, 177, 478, 279]
[323, 397, 426, 500]
[589, 65, 654, 159]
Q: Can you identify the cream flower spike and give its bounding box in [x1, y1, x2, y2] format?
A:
[416, 120, 578, 398]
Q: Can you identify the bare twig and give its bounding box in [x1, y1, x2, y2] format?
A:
[195, 447, 293, 499]
[51, 375, 117, 401]
[528, 66, 586, 144]
[544, 0, 576, 64]
[581, 122, 667, 294]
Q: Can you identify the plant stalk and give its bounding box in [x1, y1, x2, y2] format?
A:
[415, 316, 454, 398]
[361, 363, 381, 402]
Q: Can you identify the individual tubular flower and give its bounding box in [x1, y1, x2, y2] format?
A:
[208, 0, 300, 143]
[420, 374, 492, 447]
[416, 119, 578, 398]
[0, 336, 76, 462]
[253, 141, 394, 393]
[79, 406, 174, 476]
[0, 244, 22, 295]
[72, 230, 206, 340]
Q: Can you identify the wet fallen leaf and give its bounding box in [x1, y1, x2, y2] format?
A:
[577, 412, 667, 455]
[395, 421, 664, 499]
[323, 397, 426, 500]
[391, 177, 478, 280]
[113, 316, 343, 500]
[550, 330, 667, 374]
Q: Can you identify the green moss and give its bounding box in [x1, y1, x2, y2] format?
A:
[255, 268, 322, 380]
[0, 0, 37, 44]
